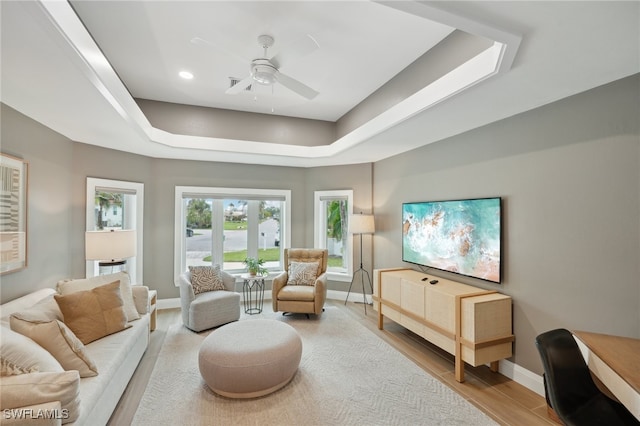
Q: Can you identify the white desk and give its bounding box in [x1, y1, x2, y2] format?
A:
[574, 331, 640, 421]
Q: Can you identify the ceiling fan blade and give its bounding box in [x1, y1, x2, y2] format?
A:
[275, 71, 319, 100]
[225, 75, 253, 95]
[270, 34, 319, 69]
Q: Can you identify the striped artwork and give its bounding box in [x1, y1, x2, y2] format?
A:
[0, 154, 27, 274]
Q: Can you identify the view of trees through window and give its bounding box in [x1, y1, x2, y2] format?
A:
[185, 198, 282, 272]
[325, 199, 348, 269]
[94, 191, 124, 230]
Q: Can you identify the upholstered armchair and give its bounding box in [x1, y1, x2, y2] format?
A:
[272, 248, 328, 316]
[177, 266, 240, 332]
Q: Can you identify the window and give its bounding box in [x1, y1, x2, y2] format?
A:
[314, 190, 353, 281]
[174, 187, 291, 281]
[86, 178, 144, 283]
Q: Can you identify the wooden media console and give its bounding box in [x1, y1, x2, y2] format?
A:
[373, 268, 514, 382]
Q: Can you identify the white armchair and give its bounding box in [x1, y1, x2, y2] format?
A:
[177, 269, 240, 332]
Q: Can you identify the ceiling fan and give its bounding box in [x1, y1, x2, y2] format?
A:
[221, 34, 320, 100]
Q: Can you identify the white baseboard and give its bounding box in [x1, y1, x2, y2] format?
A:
[156, 298, 181, 310]
[497, 358, 545, 396]
[328, 289, 372, 304]
[156, 290, 544, 397]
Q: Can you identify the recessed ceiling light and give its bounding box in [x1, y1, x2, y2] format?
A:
[179, 71, 194, 80]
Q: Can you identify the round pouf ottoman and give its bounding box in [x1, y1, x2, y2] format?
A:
[198, 319, 302, 398]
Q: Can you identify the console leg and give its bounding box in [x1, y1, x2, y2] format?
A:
[455, 357, 465, 383]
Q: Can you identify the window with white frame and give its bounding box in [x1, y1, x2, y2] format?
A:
[314, 190, 353, 281]
[174, 187, 291, 281]
[85, 178, 144, 284]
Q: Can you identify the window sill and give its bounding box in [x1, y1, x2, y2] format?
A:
[326, 271, 353, 282]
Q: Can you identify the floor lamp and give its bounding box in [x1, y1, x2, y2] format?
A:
[345, 213, 375, 314]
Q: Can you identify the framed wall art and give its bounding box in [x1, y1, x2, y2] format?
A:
[1, 153, 28, 274]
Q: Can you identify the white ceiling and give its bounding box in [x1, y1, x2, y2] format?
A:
[70, 1, 454, 121]
[1, 1, 638, 168]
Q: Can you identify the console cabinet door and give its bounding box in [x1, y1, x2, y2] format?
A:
[400, 278, 425, 336]
[380, 270, 402, 322]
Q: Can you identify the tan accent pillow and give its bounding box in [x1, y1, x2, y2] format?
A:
[189, 265, 226, 294]
[56, 271, 140, 322]
[287, 261, 319, 286]
[54, 281, 130, 345]
[9, 317, 97, 378]
[0, 370, 81, 423]
[0, 326, 64, 376]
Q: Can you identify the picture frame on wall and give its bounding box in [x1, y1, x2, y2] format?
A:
[1, 153, 28, 274]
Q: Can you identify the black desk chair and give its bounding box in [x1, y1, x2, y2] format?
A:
[535, 328, 639, 426]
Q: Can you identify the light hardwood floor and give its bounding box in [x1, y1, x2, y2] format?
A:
[109, 301, 555, 425]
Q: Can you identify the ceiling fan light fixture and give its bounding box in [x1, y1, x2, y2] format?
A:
[251, 60, 277, 85]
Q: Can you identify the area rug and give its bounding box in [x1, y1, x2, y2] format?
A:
[131, 306, 497, 425]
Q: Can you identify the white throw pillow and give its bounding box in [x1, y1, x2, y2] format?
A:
[287, 262, 319, 286]
[56, 271, 140, 322]
[0, 326, 64, 376]
[9, 316, 98, 377]
[0, 370, 81, 424]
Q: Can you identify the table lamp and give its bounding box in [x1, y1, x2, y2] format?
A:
[85, 229, 136, 274]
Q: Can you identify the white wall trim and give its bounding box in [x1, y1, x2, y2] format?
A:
[498, 359, 545, 396]
[157, 297, 181, 310]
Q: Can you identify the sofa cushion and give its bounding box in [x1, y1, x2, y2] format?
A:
[0, 326, 64, 376]
[189, 265, 226, 294]
[54, 281, 130, 345]
[9, 316, 98, 378]
[287, 261, 319, 286]
[56, 272, 140, 322]
[77, 314, 150, 425]
[0, 370, 81, 424]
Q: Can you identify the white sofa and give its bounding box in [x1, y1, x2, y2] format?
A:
[0, 273, 151, 426]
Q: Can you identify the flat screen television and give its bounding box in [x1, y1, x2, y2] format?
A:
[402, 197, 502, 283]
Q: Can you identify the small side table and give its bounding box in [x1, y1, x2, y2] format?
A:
[148, 290, 157, 332]
[242, 274, 265, 314]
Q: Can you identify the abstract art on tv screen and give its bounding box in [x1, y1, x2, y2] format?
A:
[402, 197, 501, 283]
[0, 153, 28, 274]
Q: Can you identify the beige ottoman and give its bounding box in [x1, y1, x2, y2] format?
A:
[198, 319, 302, 398]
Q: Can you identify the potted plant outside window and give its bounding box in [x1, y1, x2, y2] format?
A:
[243, 257, 267, 277]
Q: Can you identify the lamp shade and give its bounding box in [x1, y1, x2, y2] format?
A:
[349, 214, 375, 234]
[85, 230, 137, 262]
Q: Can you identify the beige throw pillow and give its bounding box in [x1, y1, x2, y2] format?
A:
[0, 370, 81, 424]
[55, 281, 130, 345]
[56, 271, 140, 322]
[0, 326, 64, 376]
[189, 265, 226, 294]
[287, 261, 319, 286]
[9, 316, 98, 378]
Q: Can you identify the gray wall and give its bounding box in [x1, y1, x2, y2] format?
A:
[1, 73, 638, 377]
[0, 105, 75, 302]
[0, 107, 372, 301]
[373, 74, 640, 374]
[305, 163, 374, 292]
